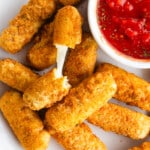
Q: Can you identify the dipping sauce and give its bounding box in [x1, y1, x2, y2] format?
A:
[97, 0, 150, 59]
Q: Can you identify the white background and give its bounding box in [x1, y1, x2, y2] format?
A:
[0, 0, 149, 150]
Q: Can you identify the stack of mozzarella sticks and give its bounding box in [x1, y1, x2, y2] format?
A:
[0, 0, 150, 150]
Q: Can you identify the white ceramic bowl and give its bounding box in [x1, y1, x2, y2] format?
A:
[88, 0, 150, 69]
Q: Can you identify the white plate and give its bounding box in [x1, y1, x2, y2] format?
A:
[0, 1, 149, 150]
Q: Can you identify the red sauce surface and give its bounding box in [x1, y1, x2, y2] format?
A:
[97, 0, 150, 59]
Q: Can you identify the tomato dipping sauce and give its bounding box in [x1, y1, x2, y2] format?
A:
[97, 0, 150, 59]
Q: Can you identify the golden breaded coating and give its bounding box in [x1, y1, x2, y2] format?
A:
[63, 33, 98, 86]
[27, 22, 57, 70]
[51, 123, 106, 150]
[45, 71, 117, 132]
[58, 0, 81, 5]
[0, 90, 50, 150]
[53, 5, 82, 48]
[0, 0, 56, 53]
[129, 142, 150, 150]
[97, 63, 150, 111]
[23, 68, 71, 110]
[87, 103, 150, 140]
[0, 58, 39, 92]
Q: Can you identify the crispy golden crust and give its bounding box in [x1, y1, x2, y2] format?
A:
[45, 71, 117, 132]
[23, 68, 71, 110]
[58, 0, 81, 5]
[52, 123, 106, 150]
[0, 0, 56, 53]
[0, 58, 39, 92]
[129, 142, 150, 150]
[53, 5, 82, 48]
[0, 90, 50, 150]
[97, 63, 150, 111]
[63, 33, 98, 86]
[88, 103, 150, 140]
[27, 22, 57, 70]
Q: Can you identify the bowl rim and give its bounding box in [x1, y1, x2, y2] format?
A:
[87, 0, 150, 69]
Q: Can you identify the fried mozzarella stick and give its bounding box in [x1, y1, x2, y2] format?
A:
[97, 63, 150, 111]
[0, 58, 39, 92]
[45, 71, 117, 132]
[53, 6, 82, 77]
[63, 33, 98, 86]
[0, 90, 50, 150]
[50, 123, 106, 150]
[23, 68, 71, 110]
[0, 0, 56, 53]
[27, 22, 57, 70]
[53, 5, 82, 48]
[58, 0, 81, 5]
[88, 103, 150, 139]
[129, 142, 150, 150]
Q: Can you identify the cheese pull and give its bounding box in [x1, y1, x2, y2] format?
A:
[53, 5, 82, 77]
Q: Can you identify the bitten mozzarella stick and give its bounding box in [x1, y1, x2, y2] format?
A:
[0, 58, 39, 92]
[27, 22, 57, 70]
[0, 0, 56, 53]
[97, 63, 150, 111]
[45, 71, 117, 132]
[23, 68, 71, 110]
[0, 90, 50, 150]
[50, 123, 106, 150]
[63, 33, 98, 86]
[53, 6, 82, 77]
[58, 0, 81, 5]
[88, 103, 150, 139]
[129, 142, 150, 150]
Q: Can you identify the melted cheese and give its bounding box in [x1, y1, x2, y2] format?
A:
[56, 44, 68, 78]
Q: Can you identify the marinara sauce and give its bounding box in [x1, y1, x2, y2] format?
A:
[97, 0, 150, 59]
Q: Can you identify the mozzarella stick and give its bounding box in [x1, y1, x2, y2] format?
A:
[53, 6, 82, 77]
[129, 142, 150, 150]
[0, 90, 50, 150]
[23, 68, 71, 110]
[97, 63, 150, 111]
[0, 58, 39, 92]
[50, 123, 106, 150]
[0, 0, 56, 53]
[53, 5, 82, 48]
[87, 103, 150, 139]
[63, 33, 98, 86]
[58, 0, 81, 5]
[45, 71, 117, 132]
[27, 22, 57, 70]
